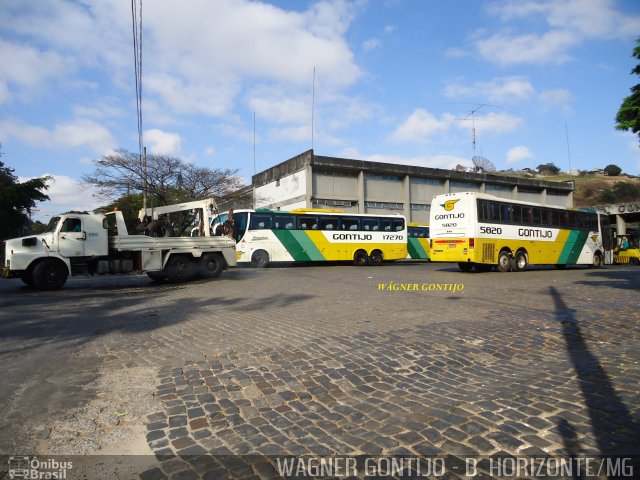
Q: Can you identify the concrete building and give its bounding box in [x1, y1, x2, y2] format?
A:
[594, 201, 640, 235]
[252, 150, 574, 223]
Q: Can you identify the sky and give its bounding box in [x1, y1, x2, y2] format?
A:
[1, 0, 640, 220]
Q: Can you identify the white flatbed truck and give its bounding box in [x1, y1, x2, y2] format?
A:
[1, 198, 237, 290]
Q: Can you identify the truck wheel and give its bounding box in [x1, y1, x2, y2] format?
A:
[32, 259, 68, 290]
[164, 255, 194, 283]
[147, 271, 166, 282]
[20, 271, 34, 286]
[251, 250, 269, 268]
[200, 253, 224, 278]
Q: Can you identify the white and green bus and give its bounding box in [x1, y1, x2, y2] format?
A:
[209, 208, 408, 268]
[429, 192, 612, 272]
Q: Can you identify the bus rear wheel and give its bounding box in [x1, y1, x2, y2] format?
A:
[251, 250, 269, 268]
[513, 251, 528, 272]
[353, 250, 369, 266]
[458, 262, 473, 272]
[497, 251, 512, 272]
[369, 250, 383, 266]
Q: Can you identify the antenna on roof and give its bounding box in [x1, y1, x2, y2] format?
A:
[462, 104, 492, 158]
[311, 67, 316, 151]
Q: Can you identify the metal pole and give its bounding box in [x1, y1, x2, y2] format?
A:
[143, 146, 148, 211]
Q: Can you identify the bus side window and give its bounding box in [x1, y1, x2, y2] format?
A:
[362, 218, 380, 231]
[392, 219, 405, 231]
[381, 220, 392, 231]
[340, 217, 360, 231]
[319, 217, 339, 230]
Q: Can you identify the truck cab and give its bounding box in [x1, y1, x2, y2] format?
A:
[2, 213, 109, 289]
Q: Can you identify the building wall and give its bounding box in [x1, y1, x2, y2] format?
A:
[255, 169, 307, 210]
[251, 150, 575, 219]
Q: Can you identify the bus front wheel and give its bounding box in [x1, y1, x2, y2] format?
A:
[590, 252, 603, 269]
[251, 250, 270, 268]
[497, 251, 512, 272]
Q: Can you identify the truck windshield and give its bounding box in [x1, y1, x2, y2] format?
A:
[44, 217, 61, 233]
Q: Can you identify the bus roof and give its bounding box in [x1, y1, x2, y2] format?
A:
[433, 191, 596, 212]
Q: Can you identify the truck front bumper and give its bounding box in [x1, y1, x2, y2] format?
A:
[1, 266, 15, 279]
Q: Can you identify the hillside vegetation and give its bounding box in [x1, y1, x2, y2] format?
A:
[497, 172, 640, 207]
[540, 174, 640, 207]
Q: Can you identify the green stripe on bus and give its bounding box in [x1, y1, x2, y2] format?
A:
[407, 238, 428, 259]
[272, 230, 325, 261]
[557, 230, 589, 264]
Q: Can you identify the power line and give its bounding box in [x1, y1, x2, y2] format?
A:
[131, 0, 145, 208]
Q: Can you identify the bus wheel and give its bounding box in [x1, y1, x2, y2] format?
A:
[630, 257, 640, 266]
[200, 253, 224, 278]
[458, 262, 473, 272]
[590, 252, 603, 269]
[369, 250, 383, 266]
[353, 250, 369, 266]
[497, 251, 512, 272]
[165, 255, 194, 282]
[514, 251, 528, 272]
[33, 259, 68, 290]
[251, 250, 270, 268]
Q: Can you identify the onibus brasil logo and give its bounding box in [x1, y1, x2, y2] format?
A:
[8, 456, 73, 479]
[441, 199, 459, 211]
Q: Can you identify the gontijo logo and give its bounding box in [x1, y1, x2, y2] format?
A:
[441, 199, 459, 211]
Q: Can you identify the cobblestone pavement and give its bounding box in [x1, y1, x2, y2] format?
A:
[1, 263, 639, 479]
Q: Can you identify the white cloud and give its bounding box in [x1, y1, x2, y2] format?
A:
[465, 112, 524, 135]
[205, 147, 216, 157]
[1, 0, 360, 121]
[391, 109, 455, 143]
[0, 40, 71, 105]
[506, 145, 534, 164]
[144, 129, 182, 156]
[444, 77, 535, 103]
[363, 38, 382, 51]
[475, 30, 578, 66]
[0, 118, 116, 153]
[477, 0, 640, 65]
[538, 89, 573, 114]
[18, 174, 102, 221]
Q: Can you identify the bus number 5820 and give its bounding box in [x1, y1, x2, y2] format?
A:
[480, 226, 502, 235]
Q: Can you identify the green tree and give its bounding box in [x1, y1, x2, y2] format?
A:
[94, 193, 145, 231]
[604, 164, 622, 176]
[536, 162, 560, 175]
[0, 161, 50, 241]
[615, 38, 640, 144]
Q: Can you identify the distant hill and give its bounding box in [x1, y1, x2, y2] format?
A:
[496, 172, 640, 207]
